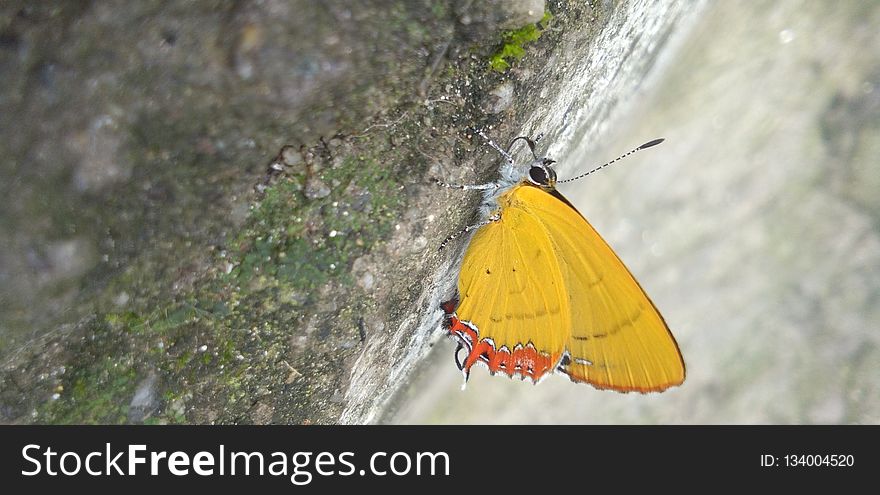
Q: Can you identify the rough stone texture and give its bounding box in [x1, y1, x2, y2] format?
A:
[0, 0, 563, 424]
[0, 0, 447, 350]
[4, 0, 874, 426]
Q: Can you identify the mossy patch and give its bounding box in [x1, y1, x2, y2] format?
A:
[38, 321, 139, 424]
[32, 134, 411, 424]
[229, 148, 405, 299]
[489, 11, 553, 72]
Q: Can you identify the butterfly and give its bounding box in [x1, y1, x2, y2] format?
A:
[437, 130, 685, 392]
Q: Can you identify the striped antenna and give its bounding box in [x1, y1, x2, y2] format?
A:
[557, 138, 664, 184]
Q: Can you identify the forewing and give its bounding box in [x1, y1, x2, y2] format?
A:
[514, 186, 685, 391]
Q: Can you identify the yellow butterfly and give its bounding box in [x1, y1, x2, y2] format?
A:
[439, 131, 685, 392]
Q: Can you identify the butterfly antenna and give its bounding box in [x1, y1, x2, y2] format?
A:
[557, 138, 665, 184]
[508, 136, 539, 160]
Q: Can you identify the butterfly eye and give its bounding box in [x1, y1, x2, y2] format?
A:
[528, 166, 549, 185]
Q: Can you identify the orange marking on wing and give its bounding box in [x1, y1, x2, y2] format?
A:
[444, 305, 556, 382]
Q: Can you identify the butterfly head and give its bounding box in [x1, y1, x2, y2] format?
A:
[526, 157, 558, 189]
[508, 135, 558, 190]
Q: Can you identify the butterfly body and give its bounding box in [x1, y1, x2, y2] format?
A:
[442, 135, 685, 392]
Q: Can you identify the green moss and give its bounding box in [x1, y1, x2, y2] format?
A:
[489, 11, 553, 72]
[105, 311, 147, 333]
[55, 140, 411, 424]
[41, 355, 138, 424]
[229, 152, 404, 300]
[430, 1, 448, 19]
[105, 299, 219, 337]
[160, 390, 189, 424]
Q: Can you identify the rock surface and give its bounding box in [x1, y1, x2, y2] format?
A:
[2, 0, 876, 426]
[0, 0, 564, 424]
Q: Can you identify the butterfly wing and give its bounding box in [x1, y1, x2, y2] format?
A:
[451, 183, 684, 391]
[514, 185, 685, 391]
[453, 187, 573, 382]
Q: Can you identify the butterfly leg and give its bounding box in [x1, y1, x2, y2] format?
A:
[438, 211, 501, 251]
[432, 178, 501, 191]
[470, 128, 515, 164]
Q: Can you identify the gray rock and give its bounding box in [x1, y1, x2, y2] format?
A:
[483, 81, 515, 114]
[249, 401, 274, 425]
[305, 177, 332, 199]
[457, 0, 546, 42]
[281, 145, 303, 167]
[128, 372, 158, 423]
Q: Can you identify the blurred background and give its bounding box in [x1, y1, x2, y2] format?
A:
[391, 0, 880, 424]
